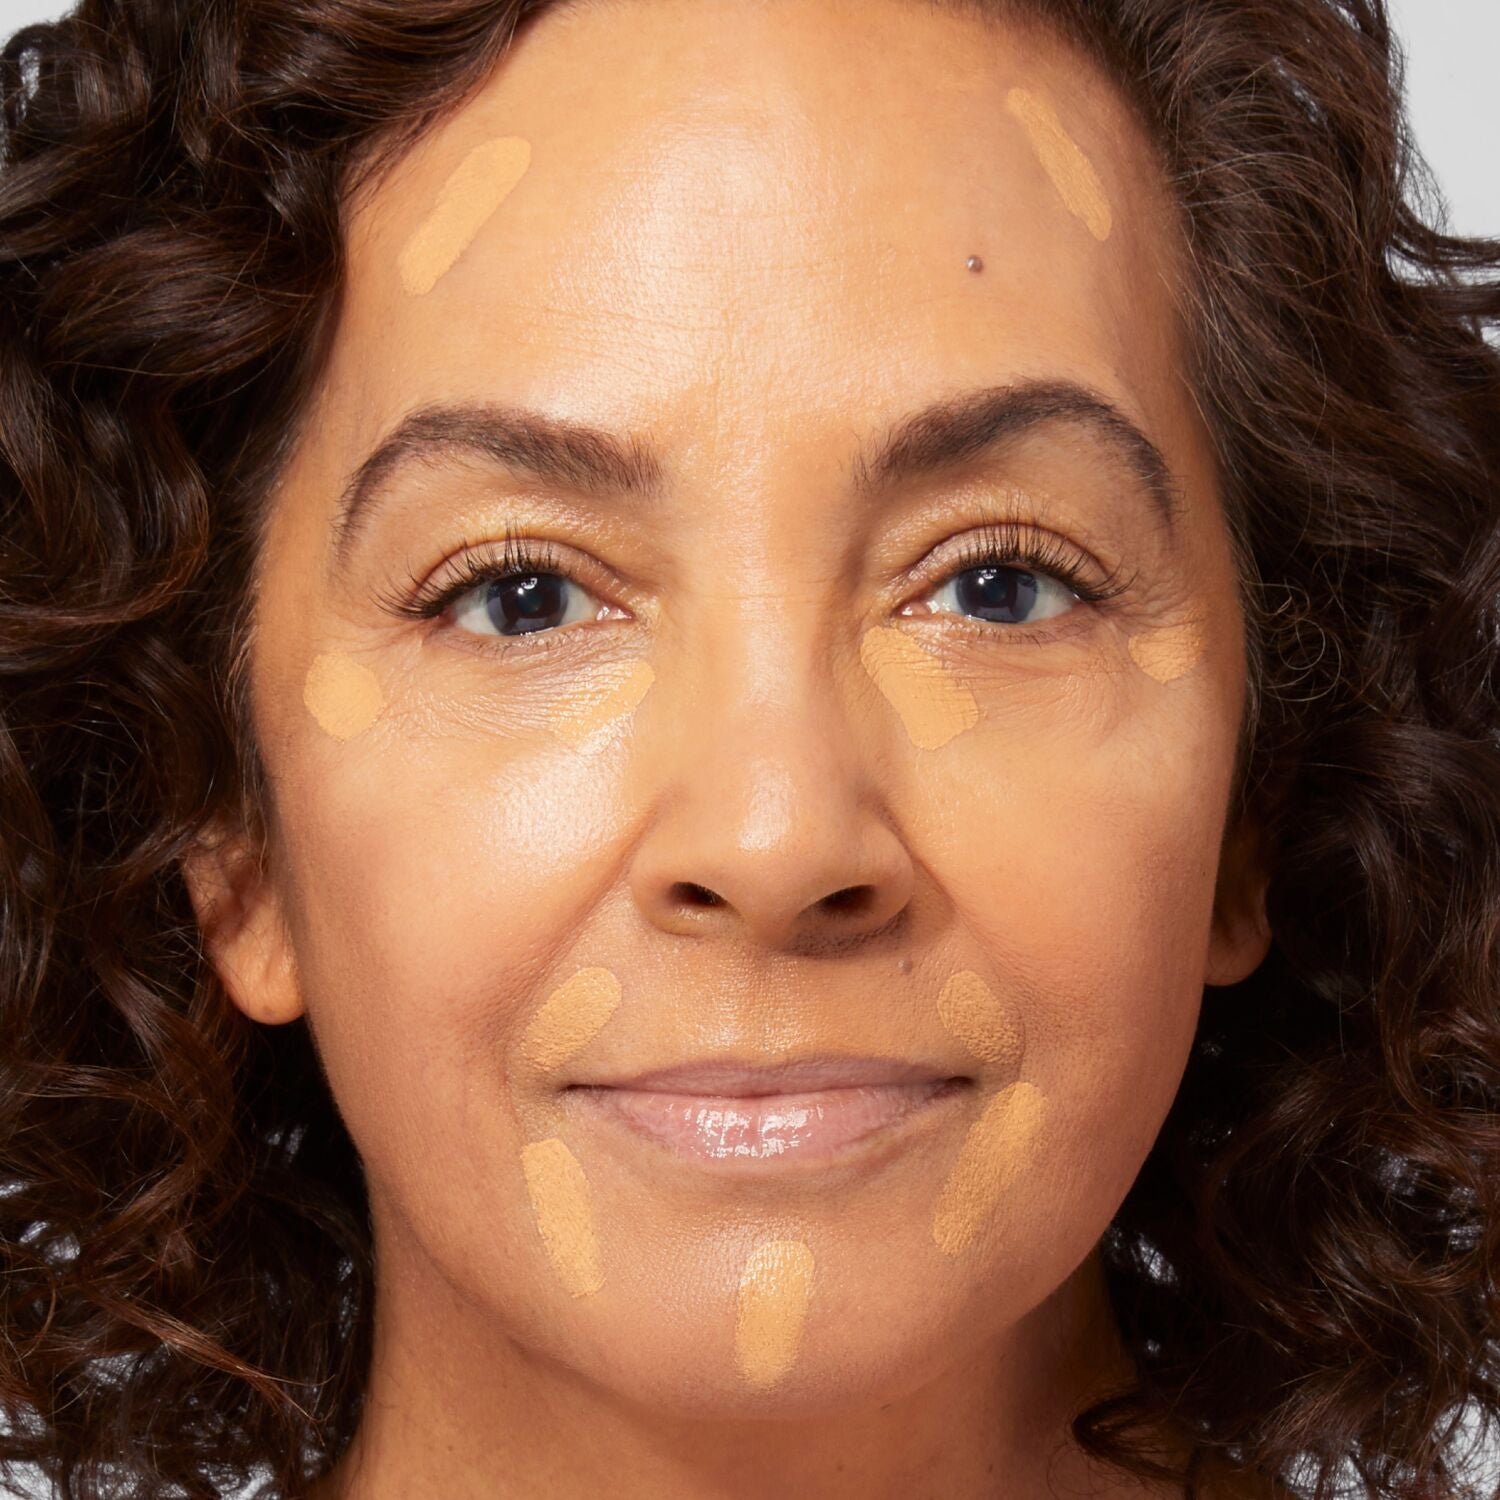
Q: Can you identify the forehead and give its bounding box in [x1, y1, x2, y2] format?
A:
[319, 0, 1190, 501]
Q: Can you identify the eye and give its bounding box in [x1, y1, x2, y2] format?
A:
[377, 527, 616, 647]
[906, 519, 1130, 637]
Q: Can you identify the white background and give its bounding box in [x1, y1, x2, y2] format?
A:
[0, 0, 1495, 1496]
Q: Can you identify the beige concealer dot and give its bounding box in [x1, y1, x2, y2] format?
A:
[1005, 87, 1113, 242]
[931, 1081, 1047, 1258]
[302, 652, 385, 741]
[735, 1238, 815, 1390]
[936, 970, 1024, 1070]
[1126, 618, 1206, 684]
[859, 626, 979, 750]
[520, 1136, 605, 1297]
[397, 135, 533, 296]
[520, 966, 622, 1074]
[548, 659, 655, 748]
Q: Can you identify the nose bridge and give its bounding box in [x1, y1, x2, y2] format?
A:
[626, 589, 914, 951]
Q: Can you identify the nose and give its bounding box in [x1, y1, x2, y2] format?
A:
[625, 621, 916, 954]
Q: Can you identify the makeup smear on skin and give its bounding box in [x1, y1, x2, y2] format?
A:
[519, 966, 622, 1073]
[548, 659, 656, 748]
[1126, 617, 1206, 684]
[860, 626, 979, 750]
[735, 1239, 815, 1390]
[520, 1136, 605, 1297]
[397, 136, 533, 296]
[931, 1081, 1047, 1257]
[1005, 88, 1113, 242]
[936, 970, 1024, 1070]
[302, 652, 385, 741]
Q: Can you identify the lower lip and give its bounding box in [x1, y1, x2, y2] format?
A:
[565, 1079, 968, 1166]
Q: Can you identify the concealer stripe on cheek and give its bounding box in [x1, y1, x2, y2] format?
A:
[1126, 618, 1206, 683]
[548, 659, 655, 748]
[931, 1081, 1048, 1258]
[936, 970, 1025, 1070]
[1005, 87, 1113, 242]
[397, 135, 533, 296]
[520, 966, 622, 1073]
[520, 1137, 605, 1297]
[859, 626, 979, 750]
[735, 1238, 815, 1390]
[302, 652, 385, 740]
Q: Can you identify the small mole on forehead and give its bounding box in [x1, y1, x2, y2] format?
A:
[965, 255, 984, 272]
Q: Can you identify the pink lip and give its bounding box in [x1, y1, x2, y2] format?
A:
[564, 1056, 970, 1166]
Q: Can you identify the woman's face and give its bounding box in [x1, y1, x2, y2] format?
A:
[194, 0, 1269, 1426]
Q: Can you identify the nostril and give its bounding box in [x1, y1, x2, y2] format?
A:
[672, 881, 724, 908]
[821, 884, 875, 916]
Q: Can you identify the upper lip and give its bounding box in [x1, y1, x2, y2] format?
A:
[566, 1054, 965, 1096]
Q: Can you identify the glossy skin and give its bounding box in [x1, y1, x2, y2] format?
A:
[183, 0, 1273, 1494]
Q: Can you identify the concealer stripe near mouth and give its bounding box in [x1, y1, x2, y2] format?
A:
[936, 970, 1025, 1069]
[521, 1136, 605, 1297]
[931, 1081, 1047, 1258]
[520, 966, 622, 1073]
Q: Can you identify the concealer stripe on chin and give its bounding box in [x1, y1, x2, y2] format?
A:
[521, 1137, 605, 1297]
[302, 652, 384, 740]
[548, 659, 655, 748]
[735, 1239, 815, 1390]
[520, 966, 622, 1073]
[398, 135, 533, 296]
[860, 626, 979, 750]
[931, 1081, 1047, 1257]
[1005, 87, 1113, 242]
[936, 970, 1025, 1069]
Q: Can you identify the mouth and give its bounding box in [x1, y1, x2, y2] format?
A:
[562, 1056, 972, 1168]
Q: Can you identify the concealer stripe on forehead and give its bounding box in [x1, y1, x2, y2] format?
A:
[520, 967, 622, 1073]
[931, 1081, 1047, 1257]
[1005, 87, 1113, 242]
[548, 659, 655, 748]
[1126, 619, 1206, 683]
[520, 1137, 605, 1297]
[397, 135, 533, 296]
[735, 1239, 815, 1390]
[936, 970, 1025, 1069]
[302, 652, 384, 740]
[859, 626, 979, 750]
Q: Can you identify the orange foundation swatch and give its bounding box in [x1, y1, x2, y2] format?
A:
[735, 1238, 815, 1390]
[931, 1081, 1047, 1257]
[860, 626, 979, 749]
[1005, 88, 1113, 242]
[520, 966, 622, 1073]
[398, 136, 533, 296]
[520, 1136, 605, 1297]
[549, 660, 655, 748]
[936, 970, 1025, 1070]
[302, 652, 385, 741]
[1126, 618, 1206, 683]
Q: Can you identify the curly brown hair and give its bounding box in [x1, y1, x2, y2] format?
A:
[0, 0, 1496, 1496]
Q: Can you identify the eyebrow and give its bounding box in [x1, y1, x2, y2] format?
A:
[329, 378, 1184, 573]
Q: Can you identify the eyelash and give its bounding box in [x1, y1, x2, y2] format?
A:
[377, 514, 1135, 651]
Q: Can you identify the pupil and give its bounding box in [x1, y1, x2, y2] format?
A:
[956, 565, 1041, 623]
[486, 572, 568, 635]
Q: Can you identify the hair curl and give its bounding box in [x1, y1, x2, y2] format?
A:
[0, 1, 1496, 1496]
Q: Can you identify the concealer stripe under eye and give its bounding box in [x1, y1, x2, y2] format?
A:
[547, 659, 655, 748]
[860, 625, 980, 750]
[1126, 619, 1206, 683]
[302, 652, 385, 740]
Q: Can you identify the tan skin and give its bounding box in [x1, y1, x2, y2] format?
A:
[183, 0, 1279, 1495]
